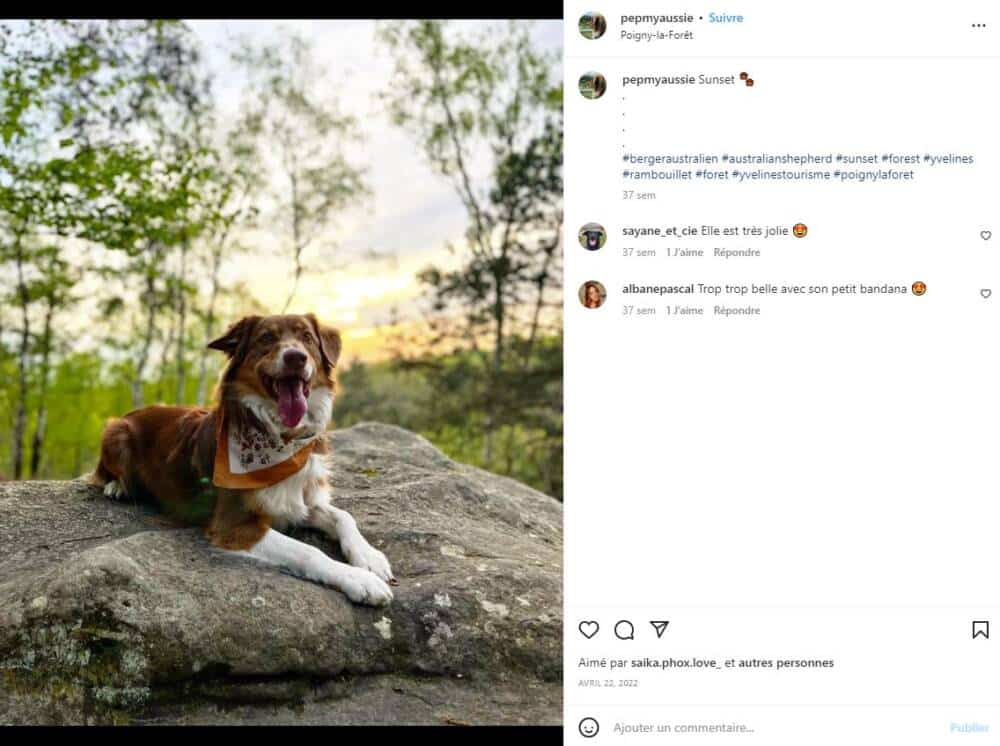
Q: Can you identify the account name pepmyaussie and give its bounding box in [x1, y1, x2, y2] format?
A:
[623, 75, 739, 87]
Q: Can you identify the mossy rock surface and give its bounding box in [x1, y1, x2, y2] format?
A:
[0, 423, 562, 724]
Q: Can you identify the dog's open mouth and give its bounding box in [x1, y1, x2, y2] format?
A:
[261, 373, 311, 428]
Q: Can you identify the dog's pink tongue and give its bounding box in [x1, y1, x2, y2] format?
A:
[276, 378, 307, 428]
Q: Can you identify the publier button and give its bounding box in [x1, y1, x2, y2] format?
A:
[972, 620, 990, 640]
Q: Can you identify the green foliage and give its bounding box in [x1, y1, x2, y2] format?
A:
[0, 20, 246, 475]
[0, 351, 226, 479]
[334, 342, 563, 499]
[378, 20, 563, 480]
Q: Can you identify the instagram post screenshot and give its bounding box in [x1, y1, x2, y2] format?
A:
[1, 2, 998, 743]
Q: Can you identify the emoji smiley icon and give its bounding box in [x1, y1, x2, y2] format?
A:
[745, 78, 755, 87]
[739, 72, 748, 80]
[793, 223, 808, 238]
[579, 717, 600, 738]
[911, 281, 927, 296]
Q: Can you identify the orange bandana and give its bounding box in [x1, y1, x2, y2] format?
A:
[212, 411, 319, 489]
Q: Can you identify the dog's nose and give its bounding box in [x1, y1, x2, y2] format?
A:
[283, 349, 307, 369]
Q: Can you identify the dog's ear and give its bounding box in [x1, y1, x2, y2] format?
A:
[305, 314, 342, 371]
[207, 315, 260, 357]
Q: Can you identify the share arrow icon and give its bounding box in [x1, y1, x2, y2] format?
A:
[650, 620, 670, 638]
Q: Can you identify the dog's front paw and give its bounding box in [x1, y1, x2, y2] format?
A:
[339, 566, 394, 606]
[103, 479, 127, 500]
[342, 538, 395, 585]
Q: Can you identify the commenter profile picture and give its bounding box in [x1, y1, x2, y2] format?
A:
[579, 12, 607, 40]
[579, 72, 607, 100]
[580, 281, 607, 309]
[578, 222, 606, 251]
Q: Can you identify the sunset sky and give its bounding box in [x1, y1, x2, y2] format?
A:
[187, 20, 563, 362]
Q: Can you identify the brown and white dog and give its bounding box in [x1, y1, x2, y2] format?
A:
[88, 313, 395, 606]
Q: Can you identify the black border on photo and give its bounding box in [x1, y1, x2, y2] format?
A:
[3, 726, 563, 742]
[11, 2, 563, 19]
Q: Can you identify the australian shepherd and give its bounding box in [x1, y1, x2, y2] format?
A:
[88, 313, 395, 606]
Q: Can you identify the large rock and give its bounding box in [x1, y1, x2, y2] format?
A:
[0, 423, 562, 725]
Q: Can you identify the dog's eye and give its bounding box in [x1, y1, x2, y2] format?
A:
[303, 332, 316, 344]
[257, 332, 276, 345]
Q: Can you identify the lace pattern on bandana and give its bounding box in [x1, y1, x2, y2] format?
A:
[227, 423, 319, 474]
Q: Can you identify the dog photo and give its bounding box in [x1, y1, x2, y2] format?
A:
[578, 71, 607, 99]
[578, 12, 607, 40]
[578, 222, 607, 251]
[0, 18, 563, 727]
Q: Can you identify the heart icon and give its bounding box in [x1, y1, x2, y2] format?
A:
[981, 289, 992, 299]
[578, 620, 600, 639]
[981, 231, 992, 241]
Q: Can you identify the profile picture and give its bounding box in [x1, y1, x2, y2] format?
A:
[578, 13, 607, 40]
[578, 72, 607, 100]
[578, 222, 606, 251]
[579, 280, 607, 309]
